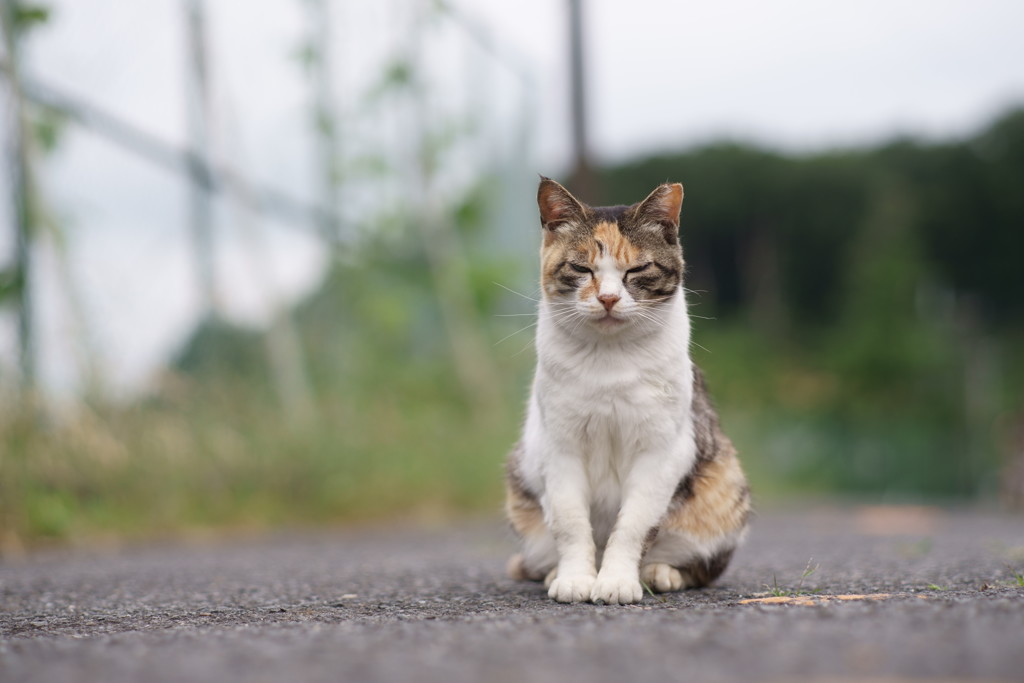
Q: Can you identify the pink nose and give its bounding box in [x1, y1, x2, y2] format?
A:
[597, 294, 620, 311]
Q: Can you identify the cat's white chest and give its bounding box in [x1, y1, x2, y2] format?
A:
[521, 294, 694, 546]
[540, 354, 691, 546]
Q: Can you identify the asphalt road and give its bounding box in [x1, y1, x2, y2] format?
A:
[2, 506, 1023, 683]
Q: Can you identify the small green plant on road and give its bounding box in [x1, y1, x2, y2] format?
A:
[764, 559, 820, 597]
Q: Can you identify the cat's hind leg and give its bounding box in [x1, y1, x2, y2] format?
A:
[505, 477, 557, 583]
[640, 562, 685, 592]
[642, 449, 750, 592]
[641, 550, 737, 592]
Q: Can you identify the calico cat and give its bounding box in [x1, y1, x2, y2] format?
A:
[505, 177, 750, 604]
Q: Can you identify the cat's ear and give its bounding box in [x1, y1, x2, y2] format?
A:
[537, 177, 587, 233]
[634, 183, 684, 244]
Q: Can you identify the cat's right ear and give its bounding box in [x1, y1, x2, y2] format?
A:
[537, 177, 586, 234]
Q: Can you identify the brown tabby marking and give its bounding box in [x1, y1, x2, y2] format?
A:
[578, 274, 599, 301]
[589, 221, 640, 264]
[538, 187, 685, 303]
[664, 449, 749, 542]
[505, 447, 544, 538]
[676, 547, 735, 588]
[505, 451, 547, 582]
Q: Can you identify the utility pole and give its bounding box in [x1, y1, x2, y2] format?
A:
[305, 0, 341, 247]
[1, 2, 36, 393]
[184, 0, 217, 320]
[566, 0, 599, 201]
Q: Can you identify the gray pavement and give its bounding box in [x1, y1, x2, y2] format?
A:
[1, 506, 1023, 682]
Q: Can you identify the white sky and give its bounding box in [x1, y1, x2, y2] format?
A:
[478, 0, 1024, 162]
[1, 0, 1023, 397]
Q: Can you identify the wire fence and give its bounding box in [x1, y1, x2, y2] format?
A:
[0, 0, 537, 405]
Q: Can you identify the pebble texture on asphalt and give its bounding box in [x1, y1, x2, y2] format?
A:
[1, 507, 1023, 682]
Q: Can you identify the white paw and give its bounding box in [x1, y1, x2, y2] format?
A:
[590, 572, 644, 605]
[548, 573, 596, 603]
[641, 563, 685, 593]
[543, 567, 558, 589]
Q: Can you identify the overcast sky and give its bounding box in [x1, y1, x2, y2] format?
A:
[2, 0, 1023, 397]
[479, 0, 1024, 163]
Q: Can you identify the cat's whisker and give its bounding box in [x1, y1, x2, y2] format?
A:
[634, 317, 662, 336]
[493, 281, 541, 303]
[630, 309, 669, 333]
[570, 312, 594, 337]
[556, 312, 589, 336]
[512, 337, 536, 358]
[493, 321, 538, 346]
[690, 339, 712, 354]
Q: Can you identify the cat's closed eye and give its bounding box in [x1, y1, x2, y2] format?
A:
[569, 263, 593, 274]
[625, 263, 651, 274]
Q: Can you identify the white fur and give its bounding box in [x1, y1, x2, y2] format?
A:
[519, 266, 697, 604]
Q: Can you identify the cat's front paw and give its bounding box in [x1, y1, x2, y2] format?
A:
[548, 573, 596, 603]
[590, 572, 644, 605]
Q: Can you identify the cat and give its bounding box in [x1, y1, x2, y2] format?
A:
[505, 177, 751, 604]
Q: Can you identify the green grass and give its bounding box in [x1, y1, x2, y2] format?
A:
[640, 580, 667, 603]
[1007, 566, 1024, 587]
[0, 372, 521, 547]
[764, 559, 820, 597]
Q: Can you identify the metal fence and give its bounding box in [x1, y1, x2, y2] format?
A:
[0, 0, 537, 405]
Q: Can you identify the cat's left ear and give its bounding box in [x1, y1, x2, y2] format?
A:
[634, 183, 684, 244]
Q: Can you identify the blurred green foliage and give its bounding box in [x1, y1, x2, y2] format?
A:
[604, 108, 1024, 500]
[2, 110, 1023, 548]
[0, 179, 530, 546]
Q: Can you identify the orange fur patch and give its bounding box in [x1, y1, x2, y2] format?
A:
[590, 222, 640, 264]
[579, 277, 599, 300]
[540, 221, 644, 296]
[505, 481, 546, 539]
[664, 448, 749, 542]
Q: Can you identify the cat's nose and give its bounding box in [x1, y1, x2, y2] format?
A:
[597, 294, 620, 311]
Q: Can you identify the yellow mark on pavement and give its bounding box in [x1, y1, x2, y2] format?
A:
[739, 593, 895, 606]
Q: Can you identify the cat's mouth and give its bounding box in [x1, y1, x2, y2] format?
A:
[595, 312, 626, 327]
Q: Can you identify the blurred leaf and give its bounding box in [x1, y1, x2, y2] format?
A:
[387, 59, 412, 85]
[13, 3, 51, 32]
[420, 119, 466, 176]
[291, 40, 319, 72]
[348, 154, 391, 179]
[314, 110, 334, 137]
[364, 58, 413, 103]
[0, 267, 24, 303]
[32, 106, 66, 152]
[452, 180, 492, 239]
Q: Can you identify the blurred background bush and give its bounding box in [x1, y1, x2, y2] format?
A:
[1, 0, 1022, 549]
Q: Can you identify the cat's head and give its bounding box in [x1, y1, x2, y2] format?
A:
[537, 177, 685, 335]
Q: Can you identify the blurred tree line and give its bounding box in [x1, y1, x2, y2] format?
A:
[601, 108, 1024, 500]
[173, 107, 1024, 514]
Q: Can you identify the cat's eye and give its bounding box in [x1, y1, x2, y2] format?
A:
[626, 263, 652, 274]
[569, 263, 593, 274]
